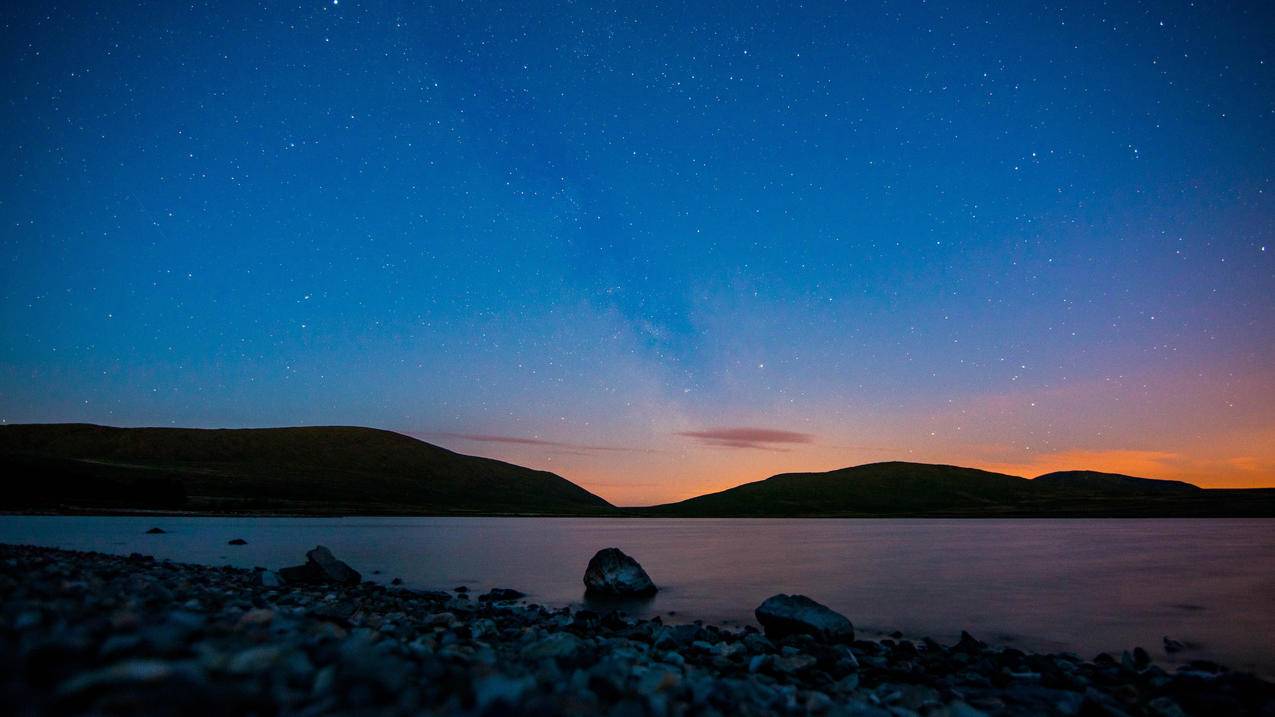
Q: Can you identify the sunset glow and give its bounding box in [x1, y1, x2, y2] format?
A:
[2, 1, 1271, 506]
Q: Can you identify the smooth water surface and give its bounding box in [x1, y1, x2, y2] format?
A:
[2, 516, 1272, 676]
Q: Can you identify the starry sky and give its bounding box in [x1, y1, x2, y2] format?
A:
[2, 1, 1272, 505]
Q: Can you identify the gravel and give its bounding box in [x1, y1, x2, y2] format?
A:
[1, 543, 1271, 716]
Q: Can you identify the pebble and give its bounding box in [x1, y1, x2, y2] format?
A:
[2, 543, 1271, 717]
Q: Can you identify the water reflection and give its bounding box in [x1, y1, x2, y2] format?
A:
[0, 515, 1271, 677]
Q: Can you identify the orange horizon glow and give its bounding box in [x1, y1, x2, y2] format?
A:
[425, 364, 1275, 506]
[433, 437, 1275, 508]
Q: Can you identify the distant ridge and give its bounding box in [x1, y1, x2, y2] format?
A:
[637, 461, 1275, 518]
[0, 423, 613, 515]
[2, 424, 1272, 517]
[1031, 470, 1200, 496]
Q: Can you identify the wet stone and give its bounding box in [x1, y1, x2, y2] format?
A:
[0, 543, 1271, 717]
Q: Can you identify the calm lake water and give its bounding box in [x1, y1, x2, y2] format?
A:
[3, 516, 1272, 676]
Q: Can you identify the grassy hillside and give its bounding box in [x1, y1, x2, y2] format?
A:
[638, 461, 1275, 517]
[0, 423, 614, 515]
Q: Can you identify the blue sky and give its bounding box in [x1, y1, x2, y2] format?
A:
[2, 1, 1271, 503]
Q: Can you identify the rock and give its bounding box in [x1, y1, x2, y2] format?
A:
[474, 674, 534, 710]
[6, 543, 1275, 717]
[469, 618, 498, 641]
[955, 630, 987, 654]
[145, 527, 166, 534]
[56, 659, 183, 697]
[1081, 687, 1135, 717]
[715, 641, 747, 659]
[478, 588, 526, 602]
[255, 570, 283, 588]
[771, 653, 817, 674]
[742, 632, 774, 654]
[310, 601, 357, 626]
[277, 545, 361, 585]
[310, 665, 336, 697]
[948, 701, 992, 717]
[237, 608, 274, 627]
[583, 548, 657, 596]
[832, 673, 861, 693]
[226, 645, 284, 674]
[806, 690, 834, 713]
[98, 634, 143, 659]
[876, 683, 942, 711]
[635, 664, 682, 696]
[445, 598, 478, 613]
[833, 644, 859, 670]
[522, 632, 581, 660]
[754, 594, 853, 642]
[1133, 646, 1151, 669]
[1147, 696, 1188, 717]
[653, 623, 702, 650]
[227, 538, 247, 546]
[425, 612, 458, 628]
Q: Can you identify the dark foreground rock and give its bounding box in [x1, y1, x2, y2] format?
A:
[583, 547, 658, 596]
[278, 545, 361, 585]
[755, 594, 855, 642]
[1, 544, 1272, 717]
[479, 588, 527, 602]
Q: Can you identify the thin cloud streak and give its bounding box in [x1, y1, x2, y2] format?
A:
[425, 432, 639, 454]
[677, 427, 816, 451]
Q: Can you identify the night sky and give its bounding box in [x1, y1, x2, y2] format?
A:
[2, 1, 1272, 504]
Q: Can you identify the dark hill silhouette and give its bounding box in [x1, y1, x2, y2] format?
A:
[0, 423, 612, 515]
[3, 424, 1272, 516]
[1031, 470, 1200, 496]
[642, 462, 1032, 517]
[638, 461, 1275, 517]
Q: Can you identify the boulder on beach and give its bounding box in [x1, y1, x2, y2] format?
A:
[255, 570, 283, 588]
[754, 594, 854, 642]
[145, 527, 166, 534]
[953, 630, 986, 654]
[583, 548, 657, 596]
[278, 545, 361, 586]
[479, 588, 526, 602]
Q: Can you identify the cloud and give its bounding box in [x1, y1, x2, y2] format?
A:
[426, 432, 637, 453]
[676, 427, 816, 451]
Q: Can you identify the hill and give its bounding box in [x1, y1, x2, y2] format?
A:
[0, 423, 613, 516]
[4, 425, 1272, 517]
[642, 462, 1032, 517]
[1031, 470, 1200, 496]
[638, 461, 1275, 517]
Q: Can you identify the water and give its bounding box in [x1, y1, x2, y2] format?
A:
[2, 516, 1272, 676]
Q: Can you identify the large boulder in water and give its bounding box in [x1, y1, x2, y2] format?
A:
[278, 545, 362, 585]
[755, 594, 854, 642]
[583, 548, 657, 596]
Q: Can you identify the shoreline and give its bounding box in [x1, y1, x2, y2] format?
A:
[3, 543, 1271, 716]
[7, 509, 1275, 519]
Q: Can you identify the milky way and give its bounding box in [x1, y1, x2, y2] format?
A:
[2, 1, 1271, 503]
